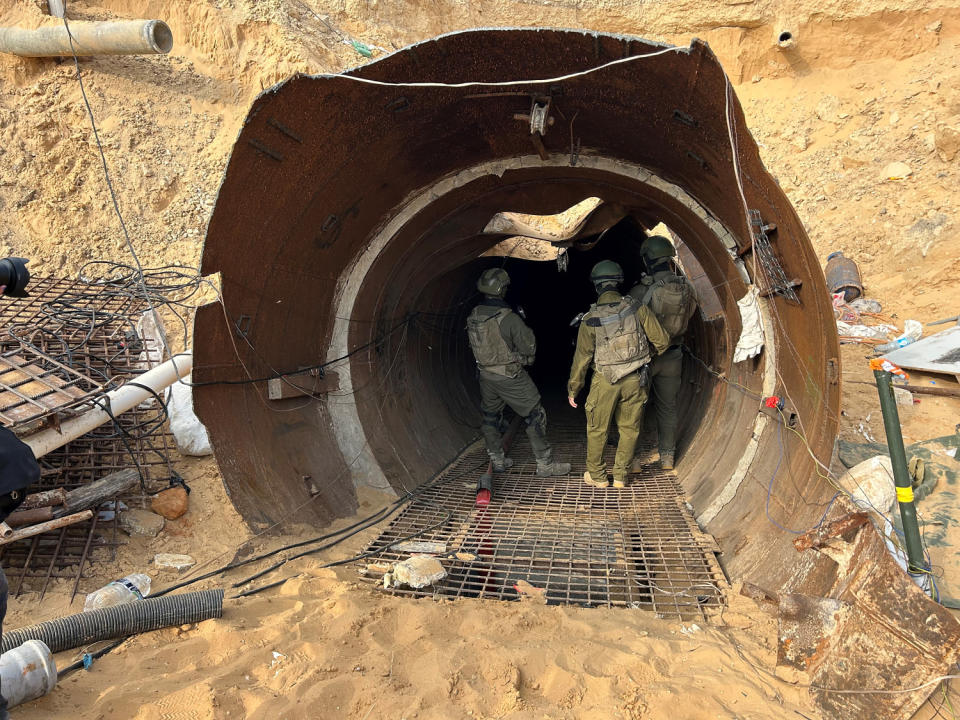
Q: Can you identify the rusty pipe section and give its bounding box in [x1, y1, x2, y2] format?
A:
[193, 29, 957, 716]
[0, 20, 173, 57]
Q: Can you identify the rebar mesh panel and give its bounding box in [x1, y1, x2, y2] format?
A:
[0, 351, 102, 428]
[359, 428, 727, 620]
[0, 277, 173, 599]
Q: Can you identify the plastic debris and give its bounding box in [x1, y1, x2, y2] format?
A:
[875, 319, 923, 353]
[733, 286, 764, 362]
[167, 375, 213, 456]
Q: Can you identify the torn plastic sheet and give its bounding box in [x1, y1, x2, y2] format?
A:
[733, 285, 764, 362]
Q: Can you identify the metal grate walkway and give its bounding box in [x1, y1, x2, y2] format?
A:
[359, 428, 728, 620]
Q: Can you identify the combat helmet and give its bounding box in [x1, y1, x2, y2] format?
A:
[477, 267, 510, 297]
[639, 235, 676, 263]
[590, 260, 624, 291]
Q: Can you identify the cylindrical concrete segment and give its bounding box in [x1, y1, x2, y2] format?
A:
[0, 20, 173, 57]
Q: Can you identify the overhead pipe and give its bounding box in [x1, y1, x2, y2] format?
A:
[24, 353, 192, 458]
[0, 19, 173, 57]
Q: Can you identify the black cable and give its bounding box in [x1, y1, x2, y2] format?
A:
[185, 312, 418, 388]
[152, 495, 406, 597]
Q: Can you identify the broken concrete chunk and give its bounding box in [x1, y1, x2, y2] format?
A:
[154, 553, 196, 572]
[150, 486, 189, 520]
[837, 456, 895, 513]
[390, 557, 446, 589]
[392, 540, 446, 554]
[119, 508, 165, 537]
[882, 161, 912, 180]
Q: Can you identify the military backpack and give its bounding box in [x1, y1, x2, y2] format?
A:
[466, 307, 524, 377]
[585, 297, 651, 383]
[645, 276, 696, 340]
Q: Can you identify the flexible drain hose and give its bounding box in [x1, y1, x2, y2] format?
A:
[1, 589, 223, 654]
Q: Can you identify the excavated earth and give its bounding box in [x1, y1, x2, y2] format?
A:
[1, 1, 959, 719]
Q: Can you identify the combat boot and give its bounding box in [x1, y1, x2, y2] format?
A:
[584, 470, 609, 488]
[489, 452, 514, 473]
[660, 451, 675, 471]
[536, 458, 571, 477]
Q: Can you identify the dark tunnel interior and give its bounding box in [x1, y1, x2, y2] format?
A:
[408, 216, 715, 455]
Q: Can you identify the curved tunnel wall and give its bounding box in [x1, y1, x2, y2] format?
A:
[193, 29, 840, 589]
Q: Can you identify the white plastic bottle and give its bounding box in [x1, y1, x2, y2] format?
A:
[83, 573, 151, 612]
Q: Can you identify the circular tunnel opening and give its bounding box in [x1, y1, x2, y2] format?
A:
[341, 164, 742, 499]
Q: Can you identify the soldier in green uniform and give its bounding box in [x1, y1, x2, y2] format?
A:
[627, 236, 698, 470]
[467, 268, 572, 477]
[567, 260, 670, 488]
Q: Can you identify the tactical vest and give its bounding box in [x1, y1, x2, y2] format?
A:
[644, 275, 696, 340]
[585, 297, 651, 383]
[466, 307, 523, 377]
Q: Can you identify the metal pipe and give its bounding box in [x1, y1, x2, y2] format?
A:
[24, 354, 192, 458]
[0, 20, 173, 57]
[873, 368, 926, 572]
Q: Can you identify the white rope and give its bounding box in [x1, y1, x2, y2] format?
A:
[330, 45, 684, 88]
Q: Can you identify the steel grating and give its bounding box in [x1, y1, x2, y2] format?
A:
[359, 428, 728, 619]
[0, 276, 175, 599]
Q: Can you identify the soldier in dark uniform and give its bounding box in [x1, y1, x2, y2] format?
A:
[627, 236, 699, 470]
[0, 425, 40, 718]
[567, 260, 670, 488]
[467, 268, 571, 477]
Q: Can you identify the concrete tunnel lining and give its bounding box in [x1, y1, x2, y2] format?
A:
[194, 27, 841, 592]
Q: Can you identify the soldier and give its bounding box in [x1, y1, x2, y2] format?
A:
[0, 425, 39, 719]
[568, 260, 670, 488]
[628, 235, 698, 470]
[467, 268, 571, 477]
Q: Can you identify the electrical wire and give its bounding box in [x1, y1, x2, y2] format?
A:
[332, 45, 684, 89]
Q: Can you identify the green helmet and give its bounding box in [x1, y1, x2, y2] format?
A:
[590, 260, 624, 290]
[640, 235, 676, 262]
[477, 267, 510, 297]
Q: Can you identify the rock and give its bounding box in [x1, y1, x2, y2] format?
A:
[934, 124, 960, 161]
[838, 456, 895, 513]
[927, 20, 943, 33]
[390, 557, 446, 589]
[888, 111, 900, 125]
[120, 508, 165, 537]
[154, 553, 196, 572]
[150, 486, 189, 520]
[882, 161, 912, 179]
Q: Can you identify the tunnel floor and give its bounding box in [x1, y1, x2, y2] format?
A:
[358, 427, 729, 620]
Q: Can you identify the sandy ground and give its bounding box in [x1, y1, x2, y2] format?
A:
[1, 0, 960, 718]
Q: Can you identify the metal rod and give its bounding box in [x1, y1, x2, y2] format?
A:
[873, 369, 926, 573]
[0, 20, 173, 57]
